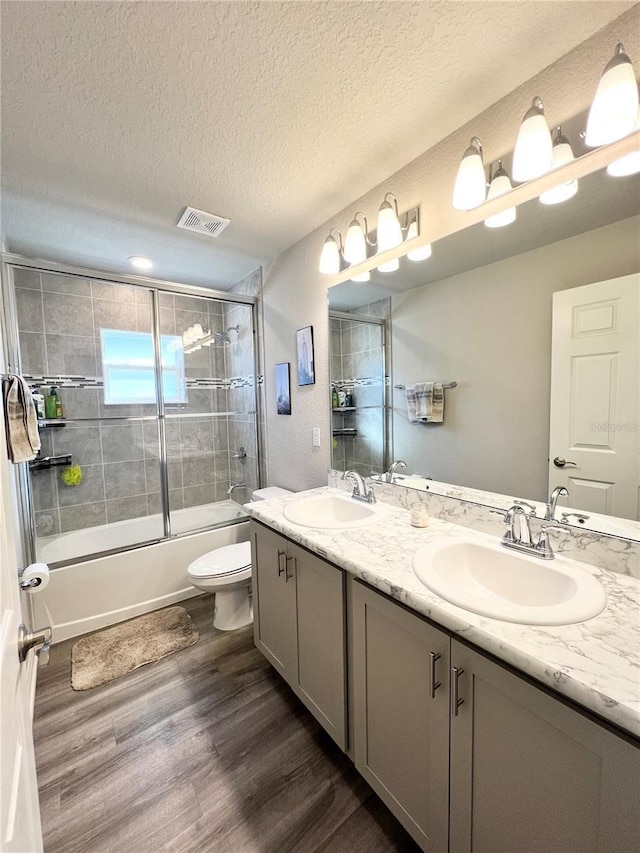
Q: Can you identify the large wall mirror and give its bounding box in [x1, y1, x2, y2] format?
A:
[328, 165, 640, 542]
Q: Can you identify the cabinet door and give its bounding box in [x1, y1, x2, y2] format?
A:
[450, 640, 640, 853]
[352, 581, 450, 852]
[251, 523, 297, 680]
[289, 542, 346, 750]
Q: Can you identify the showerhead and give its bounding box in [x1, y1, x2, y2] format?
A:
[214, 325, 240, 345]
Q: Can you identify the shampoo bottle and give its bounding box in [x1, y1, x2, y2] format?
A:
[45, 387, 62, 419]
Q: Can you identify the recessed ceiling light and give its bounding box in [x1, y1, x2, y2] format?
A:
[128, 256, 154, 270]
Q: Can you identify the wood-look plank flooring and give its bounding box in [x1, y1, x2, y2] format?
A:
[34, 595, 420, 853]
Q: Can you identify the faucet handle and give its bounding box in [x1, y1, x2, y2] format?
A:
[535, 524, 564, 559]
[489, 508, 509, 522]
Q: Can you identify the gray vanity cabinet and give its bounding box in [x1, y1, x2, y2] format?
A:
[251, 521, 347, 750]
[352, 580, 450, 853]
[449, 640, 640, 853]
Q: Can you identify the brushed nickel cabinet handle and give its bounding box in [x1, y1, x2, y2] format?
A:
[285, 555, 295, 581]
[451, 666, 464, 716]
[429, 651, 442, 698]
[277, 550, 286, 576]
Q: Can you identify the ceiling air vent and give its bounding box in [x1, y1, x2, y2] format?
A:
[176, 206, 230, 238]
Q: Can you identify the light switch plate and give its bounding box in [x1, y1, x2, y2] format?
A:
[312, 427, 321, 447]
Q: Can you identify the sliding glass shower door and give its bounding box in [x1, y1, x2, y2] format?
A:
[9, 266, 259, 565]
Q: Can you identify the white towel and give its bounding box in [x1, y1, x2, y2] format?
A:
[431, 382, 444, 423]
[405, 384, 418, 423]
[415, 382, 433, 421]
[2, 376, 41, 463]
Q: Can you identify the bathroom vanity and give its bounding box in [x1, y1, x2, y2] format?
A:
[248, 489, 640, 853]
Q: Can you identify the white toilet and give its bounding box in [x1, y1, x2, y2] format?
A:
[187, 487, 293, 631]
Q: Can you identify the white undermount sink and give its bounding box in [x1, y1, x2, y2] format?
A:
[412, 537, 607, 625]
[283, 492, 387, 529]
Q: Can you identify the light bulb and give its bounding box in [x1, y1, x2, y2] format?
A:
[512, 98, 553, 182]
[452, 137, 486, 210]
[319, 233, 342, 274]
[405, 219, 432, 261]
[350, 271, 371, 282]
[586, 43, 639, 147]
[484, 161, 516, 228]
[344, 216, 367, 264]
[540, 128, 579, 205]
[377, 196, 403, 251]
[377, 258, 399, 273]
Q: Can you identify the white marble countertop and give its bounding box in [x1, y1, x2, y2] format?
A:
[246, 487, 640, 739]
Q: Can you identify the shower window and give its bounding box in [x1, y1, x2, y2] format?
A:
[7, 266, 260, 566]
[101, 329, 186, 405]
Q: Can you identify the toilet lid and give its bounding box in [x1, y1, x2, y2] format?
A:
[188, 541, 251, 579]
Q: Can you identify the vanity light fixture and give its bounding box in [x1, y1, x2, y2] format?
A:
[128, 256, 154, 270]
[512, 97, 553, 182]
[452, 137, 486, 210]
[585, 43, 639, 147]
[539, 127, 579, 205]
[484, 160, 516, 228]
[607, 108, 640, 176]
[350, 271, 371, 282]
[344, 212, 372, 265]
[406, 218, 432, 261]
[377, 194, 403, 251]
[318, 228, 345, 274]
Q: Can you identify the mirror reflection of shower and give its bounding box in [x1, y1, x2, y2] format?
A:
[183, 324, 240, 351]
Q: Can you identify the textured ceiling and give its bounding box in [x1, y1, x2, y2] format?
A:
[0, 1, 635, 287]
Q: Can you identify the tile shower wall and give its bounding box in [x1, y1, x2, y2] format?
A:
[14, 268, 256, 537]
[330, 308, 387, 477]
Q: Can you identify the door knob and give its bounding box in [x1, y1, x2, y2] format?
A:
[17, 623, 52, 665]
[553, 456, 578, 468]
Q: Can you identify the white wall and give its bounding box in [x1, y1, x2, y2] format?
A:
[391, 216, 640, 501]
[262, 7, 640, 490]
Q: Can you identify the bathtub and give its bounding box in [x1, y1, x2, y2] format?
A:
[31, 500, 250, 643]
[36, 500, 247, 565]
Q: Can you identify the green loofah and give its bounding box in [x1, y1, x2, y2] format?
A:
[61, 465, 83, 487]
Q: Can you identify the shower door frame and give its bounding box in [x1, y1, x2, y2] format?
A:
[328, 310, 390, 475]
[1, 253, 263, 569]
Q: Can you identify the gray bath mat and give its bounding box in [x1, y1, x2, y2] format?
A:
[70, 606, 199, 691]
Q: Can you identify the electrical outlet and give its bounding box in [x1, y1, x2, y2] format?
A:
[312, 427, 321, 447]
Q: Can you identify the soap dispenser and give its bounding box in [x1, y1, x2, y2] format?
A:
[45, 387, 63, 419]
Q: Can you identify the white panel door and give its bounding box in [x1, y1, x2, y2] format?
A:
[0, 402, 43, 852]
[549, 274, 639, 520]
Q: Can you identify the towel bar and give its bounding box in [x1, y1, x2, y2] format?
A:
[394, 381, 457, 390]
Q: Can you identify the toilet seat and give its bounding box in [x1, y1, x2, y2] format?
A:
[187, 541, 251, 580]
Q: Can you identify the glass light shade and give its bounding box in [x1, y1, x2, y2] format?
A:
[344, 219, 367, 264]
[452, 139, 486, 210]
[193, 324, 203, 338]
[484, 166, 516, 228]
[512, 98, 553, 182]
[405, 220, 432, 261]
[607, 149, 640, 176]
[377, 201, 403, 251]
[350, 271, 371, 282]
[539, 136, 578, 205]
[318, 234, 341, 274]
[377, 258, 399, 273]
[585, 44, 639, 147]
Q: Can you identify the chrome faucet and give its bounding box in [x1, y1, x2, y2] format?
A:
[227, 482, 246, 496]
[342, 470, 376, 504]
[386, 459, 407, 483]
[491, 505, 563, 560]
[545, 486, 569, 521]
